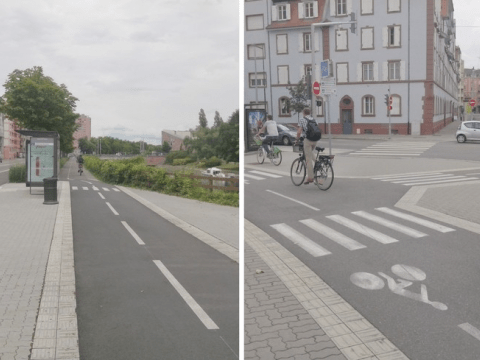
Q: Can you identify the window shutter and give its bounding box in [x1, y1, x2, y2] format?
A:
[313, 1, 319, 17]
[272, 6, 278, 21]
[394, 26, 401, 46]
[347, 0, 352, 14]
[330, 0, 335, 16]
[286, 4, 291, 20]
[357, 63, 362, 82]
[400, 61, 406, 80]
[373, 62, 378, 81]
[298, 3, 305, 19]
[383, 27, 388, 47]
[383, 62, 388, 81]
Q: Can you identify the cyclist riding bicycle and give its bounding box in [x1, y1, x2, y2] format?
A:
[259, 115, 279, 155]
[295, 108, 321, 185]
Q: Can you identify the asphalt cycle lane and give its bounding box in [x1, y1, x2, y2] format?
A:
[67, 170, 238, 358]
[245, 172, 480, 359]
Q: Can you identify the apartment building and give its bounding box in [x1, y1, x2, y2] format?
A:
[463, 68, 480, 113]
[245, 0, 460, 135]
[73, 115, 92, 151]
[3, 118, 22, 159]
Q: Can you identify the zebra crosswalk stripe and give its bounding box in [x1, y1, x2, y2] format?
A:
[271, 223, 331, 257]
[352, 211, 427, 238]
[326, 215, 398, 244]
[92, 186, 99, 191]
[82, 187, 88, 190]
[300, 219, 366, 250]
[401, 177, 478, 186]
[102, 188, 110, 191]
[376, 207, 455, 232]
[244, 174, 265, 180]
[72, 186, 78, 190]
[249, 171, 282, 178]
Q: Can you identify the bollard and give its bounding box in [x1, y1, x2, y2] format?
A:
[43, 177, 59, 205]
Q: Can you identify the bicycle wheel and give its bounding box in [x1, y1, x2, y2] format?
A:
[271, 150, 282, 166]
[257, 147, 265, 164]
[290, 158, 306, 186]
[314, 161, 334, 190]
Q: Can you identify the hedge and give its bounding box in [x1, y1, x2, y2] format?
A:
[83, 156, 238, 207]
[9, 165, 26, 183]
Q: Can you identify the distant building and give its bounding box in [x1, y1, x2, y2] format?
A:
[0, 113, 4, 158]
[161, 130, 192, 151]
[463, 68, 480, 113]
[73, 115, 92, 151]
[3, 118, 22, 160]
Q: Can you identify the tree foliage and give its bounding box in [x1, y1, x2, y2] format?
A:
[0, 66, 79, 153]
[287, 77, 309, 120]
[198, 108, 208, 129]
[213, 111, 224, 128]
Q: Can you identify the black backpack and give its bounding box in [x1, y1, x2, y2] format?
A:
[305, 118, 321, 141]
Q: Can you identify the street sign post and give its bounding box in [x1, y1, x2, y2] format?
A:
[321, 60, 330, 78]
[320, 77, 336, 95]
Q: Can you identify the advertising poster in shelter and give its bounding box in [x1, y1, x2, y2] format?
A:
[245, 109, 266, 152]
[28, 137, 55, 184]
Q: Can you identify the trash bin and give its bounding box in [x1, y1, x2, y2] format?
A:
[43, 177, 58, 205]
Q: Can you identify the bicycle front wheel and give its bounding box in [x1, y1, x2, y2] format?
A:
[257, 147, 265, 164]
[290, 158, 306, 186]
[271, 151, 282, 166]
[314, 161, 334, 190]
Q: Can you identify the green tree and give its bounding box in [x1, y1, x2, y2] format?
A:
[198, 108, 208, 129]
[162, 141, 172, 153]
[216, 110, 239, 163]
[287, 77, 309, 121]
[0, 66, 79, 153]
[78, 137, 96, 154]
[213, 111, 224, 128]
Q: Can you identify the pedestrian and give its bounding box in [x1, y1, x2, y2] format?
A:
[295, 108, 321, 185]
[259, 115, 279, 154]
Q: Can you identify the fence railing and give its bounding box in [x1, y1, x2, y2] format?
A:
[182, 174, 239, 192]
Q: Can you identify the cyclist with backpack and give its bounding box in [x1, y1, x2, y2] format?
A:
[295, 108, 322, 185]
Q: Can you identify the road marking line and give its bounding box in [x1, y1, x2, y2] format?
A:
[98, 193, 105, 200]
[106, 202, 119, 215]
[82, 187, 88, 190]
[244, 174, 265, 180]
[382, 174, 451, 181]
[351, 153, 421, 156]
[376, 207, 455, 233]
[352, 211, 427, 238]
[249, 170, 282, 178]
[392, 175, 465, 184]
[92, 186, 99, 191]
[113, 188, 120, 192]
[102, 187, 110, 191]
[300, 219, 366, 250]
[121, 221, 145, 245]
[153, 260, 219, 330]
[72, 186, 78, 190]
[402, 177, 478, 186]
[266, 190, 320, 211]
[459, 323, 480, 342]
[326, 215, 398, 244]
[271, 223, 331, 257]
[372, 172, 443, 180]
[0, 169, 9, 173]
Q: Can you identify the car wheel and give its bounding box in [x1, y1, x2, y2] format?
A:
[282, 136, 290, 146]
[457, 134, 466, 143]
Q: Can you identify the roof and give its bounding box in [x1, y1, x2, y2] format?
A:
[162, 130, 192, 140]
[16, 130, 59, 138]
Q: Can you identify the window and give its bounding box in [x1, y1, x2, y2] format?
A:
[303, 33, 312, 52]
[247, 44, 265, 59]
[305, 2, 315, 18]
[388, 61, 400, 80]
[336, 63, 349, 83]
[304, 64, 312, 77]
[361, 27, 374, 49]
[278, 5, 287, 20]
[362, 96, 375, 115]
[278, 66, 289, 84]
[385, 25, 401, 47]
[337, 0, 347, 15]
[249, 72, 267, 88]
[335, 29, 348, 51]
[390, 94, 401, 115]
[361, 0, 373, 15]
[271, 4, 291, 22]
[279, 97, 290, 116]
[387, 0, 401, 13]
[362, 63, 374, 81]
[246, 15, 263, 31]
[276, 35, 288, 54]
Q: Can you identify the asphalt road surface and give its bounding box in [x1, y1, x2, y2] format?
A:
[245, 139, 480, 360]
[61, 159, 238, 360]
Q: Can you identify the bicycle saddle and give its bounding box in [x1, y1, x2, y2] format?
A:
[316, 147, 325, 152]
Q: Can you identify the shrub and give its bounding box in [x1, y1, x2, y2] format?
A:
[204, 156, 222, 168]
[9, 165, 26, 183]
[165, 150, 190, 165]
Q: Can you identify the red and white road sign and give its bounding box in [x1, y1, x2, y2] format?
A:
[470, 99, 476, 107]
[312, 81, 320, 96]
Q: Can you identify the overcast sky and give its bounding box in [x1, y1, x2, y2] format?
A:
[455, 0, 480, 69]
[0, 0, 239, 144]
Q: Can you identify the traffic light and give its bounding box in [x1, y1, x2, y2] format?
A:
[389, 96, 393, 110]
[316, 100, 322, 107]
[350, 12, 356, 34]
[384, 94, 389, 106]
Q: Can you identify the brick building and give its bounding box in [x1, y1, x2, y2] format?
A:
[73, 115, 92, 152]
[161, 130, 192, 152]
[3, 118, 22, 160]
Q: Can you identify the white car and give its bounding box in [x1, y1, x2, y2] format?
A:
[456, 121, 480, 143]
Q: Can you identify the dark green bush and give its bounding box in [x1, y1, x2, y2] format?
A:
[9, 165, 26, 183]
[204, 156, 222, 168]
[165, 150, 190, 165]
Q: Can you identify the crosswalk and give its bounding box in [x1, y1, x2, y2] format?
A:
[349, 142, 436, 157]
[271, 207, 455, 257]
[244, 170, 283, 184]
[72, 186, 120, 192]
[372, 172, 479, 186]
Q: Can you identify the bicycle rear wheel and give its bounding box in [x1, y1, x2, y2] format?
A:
[290, 158, 306, 186]
[314, 161, 334, 190]
[257, 147, 265, 164]
[271, 151, 282, 166]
